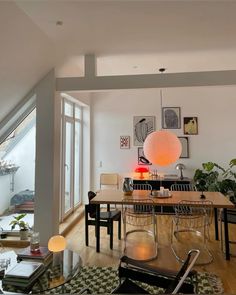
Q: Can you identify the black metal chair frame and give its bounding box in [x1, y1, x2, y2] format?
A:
[85, 191, 121, 250]
[112, 249, 200, 294]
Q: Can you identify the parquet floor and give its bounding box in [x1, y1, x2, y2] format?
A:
[65, 214, 236, 294]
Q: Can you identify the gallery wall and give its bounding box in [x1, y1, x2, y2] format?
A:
[91, 85, 236, 190]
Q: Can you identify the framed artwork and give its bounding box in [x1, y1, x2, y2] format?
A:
[162, 107, 181, 129]
[184, 117, 198, 135]
[120, 135, 130, 149]
[133, 116, 155, 146]
[138, 147, 152, 165]
[178, 137, 189, 158]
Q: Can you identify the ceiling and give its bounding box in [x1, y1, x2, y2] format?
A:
[1, 0, 236, 121]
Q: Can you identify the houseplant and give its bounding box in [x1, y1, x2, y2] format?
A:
[9, 213, 29, 240]
[193, 159, 236, 203]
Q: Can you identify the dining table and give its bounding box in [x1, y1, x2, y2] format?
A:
[90, 189, 235, 260]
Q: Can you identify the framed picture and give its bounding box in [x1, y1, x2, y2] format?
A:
[133, 116, 155, 146]
[183, 117, 198, 135]
[178, 137, 189, 158]
[162, 107, 181, 129]
[120, 136, 130, 149]
[138, 147, 152, 165]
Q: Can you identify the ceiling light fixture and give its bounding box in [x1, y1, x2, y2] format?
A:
[56, 20, 63, 26]
[143, 68, 182, 166]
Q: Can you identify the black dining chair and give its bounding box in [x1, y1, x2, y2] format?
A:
[85, 191, 121, 250]
[220, 208, 236, 256]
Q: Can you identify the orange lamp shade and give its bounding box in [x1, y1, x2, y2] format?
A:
[143, 130, 182, 166]
[48, 235, 67, 252]
[135, 167, 149, 179]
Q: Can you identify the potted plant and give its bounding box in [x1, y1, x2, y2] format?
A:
[193, 159, 236, 203]
[9, 213, 29, 240]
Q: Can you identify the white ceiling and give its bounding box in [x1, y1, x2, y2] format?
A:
[1, 0, 236, 121]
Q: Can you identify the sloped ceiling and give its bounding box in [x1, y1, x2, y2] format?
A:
[2, 1, 236, 122]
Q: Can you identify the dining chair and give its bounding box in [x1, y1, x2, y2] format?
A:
[220, 208, 236, 256]
[100, 173, 119, 189]
[170, 183, 197, 191]
[85, 191, 121, 250]
[171, 200, 213, 264]
[112, 249, 200, 294]
[122, 183, 157, 261]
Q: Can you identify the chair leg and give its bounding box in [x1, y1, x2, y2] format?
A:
[118, 216, 121, 240]
[85, 209, 89, 246]
[110, 221, 113, 249]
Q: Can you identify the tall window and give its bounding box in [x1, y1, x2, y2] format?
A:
[61, 99, 82, 220]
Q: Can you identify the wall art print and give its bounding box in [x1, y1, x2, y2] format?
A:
[120, 135, 130, 149]
[178, 136, 189, 158]
[162, 107, 181, 129]
[138, 147, 152, 165]
[184, 117, 198, 135]
[133, 116, 155, 146]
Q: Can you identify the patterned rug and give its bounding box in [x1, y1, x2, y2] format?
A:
[32, 266, 224, 294]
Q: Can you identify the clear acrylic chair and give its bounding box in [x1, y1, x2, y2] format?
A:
[171, 200, 213, 265]
[170, 183, 197, 192]
[122, 193, 157, 261]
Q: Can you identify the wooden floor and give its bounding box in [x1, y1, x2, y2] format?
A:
[66, 214, 236, 294]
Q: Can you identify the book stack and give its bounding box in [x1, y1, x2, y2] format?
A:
[17, 246, 52, 266]
[2, 261, 45, 290]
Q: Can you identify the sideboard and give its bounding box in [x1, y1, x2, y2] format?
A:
[133, 177, 192, 190]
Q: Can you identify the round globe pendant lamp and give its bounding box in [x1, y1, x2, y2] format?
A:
[143, 130, 182, 166]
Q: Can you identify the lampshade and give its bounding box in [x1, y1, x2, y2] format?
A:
[48, 235, 67, 252]
[135, 167, 149, 179]
[143, 130, 182, 166]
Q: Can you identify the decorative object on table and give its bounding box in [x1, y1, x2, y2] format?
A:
[138, 147, 152, 165]
[122, 177, 133, 196]
[48, 235, 66, 276]
[143, 130, 182, 166]
[30, 232, 40, 253]
[175, 163, 186, 180]
[184, 117, 198, 135]
[135, 166, 149, 179]
[2, 260, 45, 291]
[9, 213, 29, 240]
[197, 179, 207, 199]
[133, 116, 155, 146]
[193, 159, 236, 201]
[178, 136, 189, 158]
[17, 246, 52, 266]
[162, 107, 181, 129]
[120, 135, 130, 149]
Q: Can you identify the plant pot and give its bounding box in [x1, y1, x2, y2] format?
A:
[19, 229, 29, 240]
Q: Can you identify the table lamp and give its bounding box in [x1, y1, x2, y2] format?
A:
[175, 163, 186, 180]
[135, 167, 149, 179]
[48, 235, 67, 272]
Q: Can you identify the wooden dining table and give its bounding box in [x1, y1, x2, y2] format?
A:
[90, 189, 235, 260]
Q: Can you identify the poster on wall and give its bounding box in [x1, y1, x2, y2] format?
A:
[120, 136, 130, 149]
[133, 116, 155, 146]
[178, 137, 189, 158]
[183, 117, 198, 135]
[138, 147, 152, 165]
[162, 107, 181, 129]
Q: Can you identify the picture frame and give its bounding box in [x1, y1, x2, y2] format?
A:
[120, 135, 130, 149]
[138, 147, 152, 165]
[183, 117, 198, 135]
[162, 107, 181, 129]
[178, 137, 189, 158]
[133, 116, 155, 146]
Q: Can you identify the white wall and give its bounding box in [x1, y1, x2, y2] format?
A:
[91, 86, 236, 189]
[0, 126, 35, 215]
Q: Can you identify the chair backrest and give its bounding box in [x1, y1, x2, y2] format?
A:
[87, 191, 97, 218]
[132, 183, 152, 191]
[100, 173, 119, 189]
[170, 183, 197, 191]
[175, 200, 213, 228]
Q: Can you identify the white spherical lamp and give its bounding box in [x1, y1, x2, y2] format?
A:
[143, 130, 182, 166]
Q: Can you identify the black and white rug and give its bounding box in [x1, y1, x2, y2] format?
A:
[32, 266, 224, 294]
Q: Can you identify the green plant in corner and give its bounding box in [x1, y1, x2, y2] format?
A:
[193, 159, 236, 203]
[9, 213, 29, 231]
